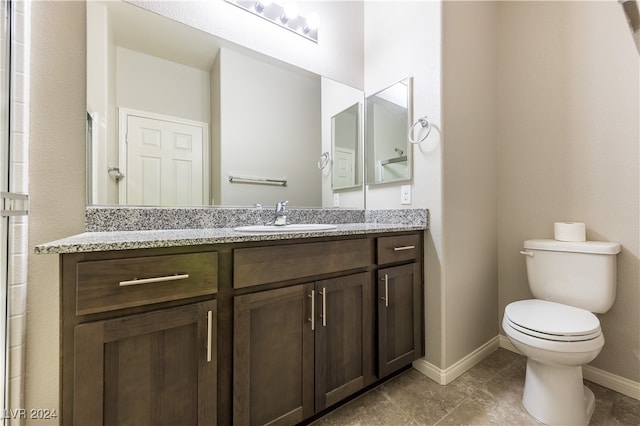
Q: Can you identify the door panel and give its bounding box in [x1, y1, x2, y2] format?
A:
[234, 284, 315, 426]
[73, 300, 217, 426]
[378, 263, 422, 377]
[333, 147, 355, 188]
[314, 272, 372, 411]
[125, 114, 205, 206]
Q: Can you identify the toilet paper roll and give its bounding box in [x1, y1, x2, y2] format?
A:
[554, 222, 586, 242]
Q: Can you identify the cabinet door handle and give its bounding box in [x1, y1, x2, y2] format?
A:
[119, 273, 189, 287]
[381, 274, 389, 307]
[320, 288, 327, 327]
[393, 245, 415, 252]
[206, 310, 213, 363]
[308, 290, 315, 331]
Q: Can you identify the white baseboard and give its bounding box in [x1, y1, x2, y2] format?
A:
[499, 335, 518, 353]
[499, 335, 640, 401]
[413, 336, 501, 385]
[582, 365, 640, 401]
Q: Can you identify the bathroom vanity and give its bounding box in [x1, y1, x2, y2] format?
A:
[38, 209, 427, 426]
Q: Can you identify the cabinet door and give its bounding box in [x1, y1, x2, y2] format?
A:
[73, 300, 217, 426]
[234, 284, 315, 426]
[314, 272, 372, 411]
[378, 263, 422, 377]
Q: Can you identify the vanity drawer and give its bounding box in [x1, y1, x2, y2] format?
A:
[76, 252, 218, 315]
[377, 234, 421, 265]
[234, 239, 372, 289]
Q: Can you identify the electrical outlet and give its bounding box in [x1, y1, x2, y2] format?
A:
[333, 193, 340, 207]
[400, 185, 411, 205]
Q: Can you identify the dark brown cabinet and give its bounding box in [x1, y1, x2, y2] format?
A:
[376, 234, 423, 378]
[60, 232, 423, 426]
[60, 248, 219, 426]
[73, 300, 217, 426]
[233, 272, 372, 426]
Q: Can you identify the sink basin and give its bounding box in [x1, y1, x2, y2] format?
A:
[234, 224, 338, 233]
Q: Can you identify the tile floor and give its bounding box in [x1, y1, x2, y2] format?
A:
[312, 348, 640, 425]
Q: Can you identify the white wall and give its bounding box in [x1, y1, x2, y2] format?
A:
[440, 1, 499, 368]
[86, 2, 110, 204]
[364, 1, 444, 367]
[27, 2, 86, 423]
[217, 47, 321, 207]
[128, 0, 364, 90]
[497, 1, 639, 383]
[116, 47, 211, 125]
[211, 53, 222, 205]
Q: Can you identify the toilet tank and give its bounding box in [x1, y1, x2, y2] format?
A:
[522, 239, 621, 313]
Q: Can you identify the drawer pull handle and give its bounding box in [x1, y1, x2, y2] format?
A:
[393, 245, 415, 252]
[119, 273, 190, 287]
[206, 310, 213, 363]
[381, 274, 389, 307]
[308, 290, 315, 331]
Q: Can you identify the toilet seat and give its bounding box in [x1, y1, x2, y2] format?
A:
[505, 300, 601, 342]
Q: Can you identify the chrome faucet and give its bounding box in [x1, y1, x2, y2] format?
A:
[273, 200, 289, 226]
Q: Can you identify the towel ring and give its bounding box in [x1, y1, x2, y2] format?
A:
[317, 152, 331, 170]
[409, 116, 432, 144]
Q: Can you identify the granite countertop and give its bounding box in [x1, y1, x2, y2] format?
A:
[35, 207, 429, 254]
[35, 222, 426, 254]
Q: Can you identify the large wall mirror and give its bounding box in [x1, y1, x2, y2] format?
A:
[365, 76, 413, 185]
[86, 0, 364, 208]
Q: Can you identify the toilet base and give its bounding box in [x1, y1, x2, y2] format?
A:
[522, 359, 594, 425]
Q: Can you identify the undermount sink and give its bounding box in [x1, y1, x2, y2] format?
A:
[234, 224, 338, 233]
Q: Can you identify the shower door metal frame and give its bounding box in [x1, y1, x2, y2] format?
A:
[0, 0, 12, 418]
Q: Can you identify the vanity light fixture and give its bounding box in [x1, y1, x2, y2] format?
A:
[226, 0, 319, 43]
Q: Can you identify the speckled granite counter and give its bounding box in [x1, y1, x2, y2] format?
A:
[36, 208, 428, 254]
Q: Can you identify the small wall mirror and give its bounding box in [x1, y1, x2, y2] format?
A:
[365, 76, 413, 185]
[331, 102, 362, 191]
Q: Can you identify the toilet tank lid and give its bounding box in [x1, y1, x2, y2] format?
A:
[524, 239, 621, 254]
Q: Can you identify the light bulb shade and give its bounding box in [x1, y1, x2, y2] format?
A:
[282, 1, 299, 20]
[306, 12, 319, 30]
[254, 0, 271, 12]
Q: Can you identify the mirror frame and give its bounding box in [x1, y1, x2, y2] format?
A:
[331, 101, 363, 192]
[364, 76, 413, 186]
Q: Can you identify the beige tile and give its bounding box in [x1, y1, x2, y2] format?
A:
[437, 387, 538, 426]
[605, 392, 640, 426]
[312, 387, 418, 426]
[311, 350, 638, 426]
[587, 381, 616, 426]
[379, 370, 473, 425]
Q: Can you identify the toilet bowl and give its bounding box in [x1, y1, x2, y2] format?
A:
[503, 238, 620, 425]
[503, 299, 603, 425]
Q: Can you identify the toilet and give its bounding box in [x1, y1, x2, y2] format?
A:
[502, 239, 621, 426]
